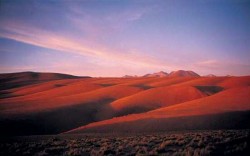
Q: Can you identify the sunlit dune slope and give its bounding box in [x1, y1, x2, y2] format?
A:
[0, 84, 144, 114]
[173, 76, 250, 89]
[66, 111, 250, 133]
[0, 76, 141, 100]
[218, 76, 250, 89]
[172, 77, 228, 87]
[0, 77, 147, 135]
[0, 79, 102, 101]
[89, 77, 137, 85]
[109, 76, 237, 116]
[110, 85, 206, 116]
[67, 86, 250, 133]
[148, 77, 196, 87]
[150, 86, 250, 116]
[119, 77, 161, 88]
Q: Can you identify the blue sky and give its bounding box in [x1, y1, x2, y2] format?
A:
[0, 0, 250, 76]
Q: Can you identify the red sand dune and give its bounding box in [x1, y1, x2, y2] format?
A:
[0, 84, 144, 114]
[67, 86, 250, 133]
[172, 76, 228, 86]
[119, 77, 161, 86]
[0, 72, 250, 135]
[218, 76, 250, 89]
[110, 85, 206, 115]
[148, 77, 196, 87]
[0, 80, 102, 101]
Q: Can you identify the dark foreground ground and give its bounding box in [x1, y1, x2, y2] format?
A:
[0, 130, 249, 156]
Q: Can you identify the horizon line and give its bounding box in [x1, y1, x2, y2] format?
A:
[0, 70, 249, 78]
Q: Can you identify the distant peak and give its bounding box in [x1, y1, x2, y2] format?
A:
[143, 71, 168, 77]
[204, 74, 216, 77]
[169, 70, 200, 77]
[158, 71, 168, 74]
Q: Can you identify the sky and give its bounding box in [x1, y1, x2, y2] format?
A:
[0, 0, 250, 77]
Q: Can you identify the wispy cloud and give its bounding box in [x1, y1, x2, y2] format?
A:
[0, 20, 169, 71]
[0, 1, 175, 76]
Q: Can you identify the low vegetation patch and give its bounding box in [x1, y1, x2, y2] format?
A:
[0, 130, 249, 156]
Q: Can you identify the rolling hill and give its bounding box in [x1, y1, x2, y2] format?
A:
[0, 72, 249, 136]
[0, 71, 86, 91]
[66, 86, 250, 133]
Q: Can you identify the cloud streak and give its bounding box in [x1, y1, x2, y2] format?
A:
[0, 20, 169, 71]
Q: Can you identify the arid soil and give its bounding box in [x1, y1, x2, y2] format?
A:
[1, 130, 249, 156]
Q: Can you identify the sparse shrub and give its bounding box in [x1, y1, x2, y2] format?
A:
[1, 130, 249, 156]
[64, 148, 89, 156]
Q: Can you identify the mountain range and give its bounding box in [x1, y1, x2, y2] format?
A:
[128, 70, 204, 78]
